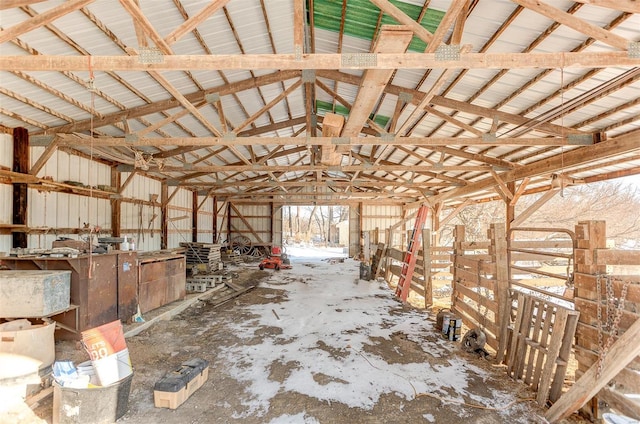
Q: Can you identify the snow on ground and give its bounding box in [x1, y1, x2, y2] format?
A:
[219, 247, 527, 420]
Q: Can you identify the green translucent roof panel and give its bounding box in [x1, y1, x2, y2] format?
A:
[313, 0, 445, 52]
[316, 100, 390, 128]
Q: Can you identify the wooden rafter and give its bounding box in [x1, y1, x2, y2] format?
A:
[0, 0, 45, 9]
[164, 0, 230, 45]
[234, 79, 303, 133]
[571, 0, 640, 13]
[510, 0, 631, 50]
[369, 0, 434, 45]
[425, 0, 469, 53]
[0, 0, 95, 43]
[341, 26, 414, 138]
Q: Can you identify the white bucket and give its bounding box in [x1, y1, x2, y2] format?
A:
[76, 361, 100, 386]
[92, 354, 120, 386]
[116, 349, 133, 380]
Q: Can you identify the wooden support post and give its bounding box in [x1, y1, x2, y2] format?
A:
[12, 127, 29, 248]
[384, 228, 392, 282]
[110, 167, 121, 238]
[506, 181, 516, 235]
[491, 223, 510, 362]
[423, 228, 432, 308]
[212, 197, 218, 243]
[451, 225, 465, 311]
[363, 231, 371, 263]
[192, 190, 198, 242]
[161, 181, 168, 249]
[226, 202, 232, 242]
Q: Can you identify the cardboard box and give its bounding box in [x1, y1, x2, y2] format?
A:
[0, 270, 71, 317]
[154, 358, 209, 409]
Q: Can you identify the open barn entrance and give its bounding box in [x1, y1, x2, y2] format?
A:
[281, 205, 350, 259]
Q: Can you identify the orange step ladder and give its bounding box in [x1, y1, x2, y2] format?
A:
[395, 205, 430, 301]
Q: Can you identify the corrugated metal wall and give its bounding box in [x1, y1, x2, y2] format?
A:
[229, 203, 272, 246]
[272, 205, 283, 247]
[362, 204, 403, 246]
[196, 194, 214, 243]
[120, 173, 162, 251]
[0, 133, 13, 252]
[28, 148, 112, 249]
[166, 186, 192, 248]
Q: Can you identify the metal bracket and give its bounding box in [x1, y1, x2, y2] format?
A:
[341, 53, 377, 68]
[332, 137, 350, 145]
[435, 44, 461, 61]
[125, 134, 139, 143]
[205, 93, 220, 103]
[294, 45, 303, 61]
[380, 133, 395, 142]
[138, 47, 164, 64]
[629, 42, 640, 59]
[302, 69, 316, 83]
[567, 134, 593, 145]
[398, 92, 413, 103]
[223, 132, 236, 141]
[482, 132, 497, 142]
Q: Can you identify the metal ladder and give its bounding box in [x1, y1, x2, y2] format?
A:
[395, 205, 429, 301]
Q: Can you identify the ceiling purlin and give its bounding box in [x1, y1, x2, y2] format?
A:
[423, 3, 585, 184]
[511, 0, 630, 50]
[571, 0, 640, 13]
[440, 10, 633, 183]
[0, 86, 74, 125]
[259, 0, 294, 132]
[0, 0, 95, 43]
[0, 107, 47, 129]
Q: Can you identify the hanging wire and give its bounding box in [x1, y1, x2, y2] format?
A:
[88, 56, 95, 278]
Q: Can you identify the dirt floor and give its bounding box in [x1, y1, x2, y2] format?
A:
[24, 257, 563, 424]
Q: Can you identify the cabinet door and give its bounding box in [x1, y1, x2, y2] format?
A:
[86, 255, 118, 328]
[117, 252, 138, 322]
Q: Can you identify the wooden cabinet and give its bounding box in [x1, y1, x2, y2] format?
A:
[138, 254, 186, 314]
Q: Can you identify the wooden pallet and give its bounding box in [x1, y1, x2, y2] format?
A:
[501, 290, 579, 406]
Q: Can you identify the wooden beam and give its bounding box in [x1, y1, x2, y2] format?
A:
[490, 169, 514, 200]
[545, 316, 640, 422]
[234, 79, 302, 133]
[164, 0, 231, 45]
[438, 199, 471, 227]
[5, 52, 638, 72]
[341, 26, 414, 138]
[147, 70, 222, 136]
[396, 45, 472, 136]
[230, 203, 264, 243]
[0, 0, 95, 43]
[510, 0, 631, 51]
[369, 0, 433, 45]
[118, 0, 173, 54]
[509, 177, 530, 206]
[118, 170, 138, 194]
[320, 112, 345, 166]
[0, 0, 45, 9]
[293, 0, 304, 56]
[432, 130, 640, 203]
[570, 0, 640, 13]
[56, 134, 584, 148]
[425, 0, 469, 53]
[451, 0, 470, 44]
[12, 128, 29, 248]
[511, 188, 560, 228]
[28, 137, 58, 175]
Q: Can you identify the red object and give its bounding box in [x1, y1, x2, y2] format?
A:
[259, 248, 291, 271]
[395, 205, 430, 301]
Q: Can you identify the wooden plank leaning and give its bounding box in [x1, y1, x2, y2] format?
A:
[545, 316, 640, 423]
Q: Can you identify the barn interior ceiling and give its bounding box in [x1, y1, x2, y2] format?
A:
[0, 0, 639, 206]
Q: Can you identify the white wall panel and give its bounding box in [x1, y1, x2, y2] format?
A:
[167, 187, 192, 248]
[196, 195, 214, 243]
[119, 173, 162, 252]
[230, 204, 272, 245]
[362, 204, 403, 245]
[0, 133, 12, 168]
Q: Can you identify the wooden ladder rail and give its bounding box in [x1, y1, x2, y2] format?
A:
[395, 205, 429, 301]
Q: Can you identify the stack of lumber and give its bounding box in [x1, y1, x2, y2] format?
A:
[179, 242, 222, 272]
